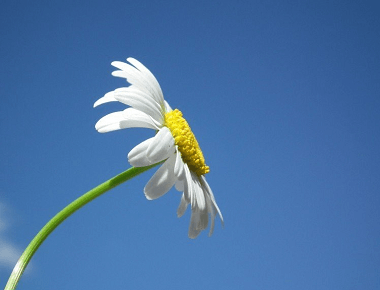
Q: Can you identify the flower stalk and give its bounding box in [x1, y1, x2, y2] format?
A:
[4, 163, 161, 290]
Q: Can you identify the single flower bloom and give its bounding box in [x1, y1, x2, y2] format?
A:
[94, 58, 223, 238]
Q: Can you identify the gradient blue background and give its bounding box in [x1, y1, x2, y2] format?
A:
[1, 1, 379, 289]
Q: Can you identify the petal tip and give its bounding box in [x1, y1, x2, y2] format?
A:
[111, 61, 122, 67]
[93, 100, 101, 108]
[144, 194, 154, 201]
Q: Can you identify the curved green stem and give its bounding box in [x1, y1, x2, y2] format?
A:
[4, 163, 161, 290]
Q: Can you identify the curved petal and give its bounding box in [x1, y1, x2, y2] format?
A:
[177, 193, 189, 217]
[188, 208, 207, 239]
[204, 193, 216, 237]
[95, 111, 125, 133]
[164, 100, 172, 113]
[183, 164, 194, 205]
[111, 61, 147, 92]
[191, 172, 206, 211]
[94, 91, 117, 108]
[188, 210, 201, 239]
[188, 206, 209, 239]
[128, 137, 154, 167]
[122, 108, 161, 129]
[116, 86, 160, 107]
[113, 87, 163, 124]
[178, 171, 223, 238]
[174, 149, 184, 179]
[201, 175, 224, 227]
[95, 108, 159, 133]
[175, 179, 185, 192]
[146, 127, 175, 164]
[111, 60, 164, 108]
[183, 165, 206, 211]
[127, 57, 165, 106]
[144, 154, 176, 200]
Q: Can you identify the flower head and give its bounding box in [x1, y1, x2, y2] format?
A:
[94, 58, 223, 238]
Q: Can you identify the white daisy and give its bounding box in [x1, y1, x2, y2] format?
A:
[94, 58, 223, 239]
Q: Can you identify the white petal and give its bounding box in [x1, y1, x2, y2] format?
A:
[128, 137, 154, 167]
[174, 149, 184, 178]
[164, 100, 172, 113]
[183, 164, 194, 205]
[188, 207, 209, 239]
[111, 69, 155, 101]
[95, 108, 159, 133]
[192, 172, 206, 211]
[182, 173, 223, 238]
[211, 198, 224, 228]
[201, 176, 224, 226]
[121, 108, 161, 129]
[183, 166, 206, 211]
[111, 61, 145, 87]
[188, 210, 202, 239]
[117, 85, 160, 107]
[175, 180, 185, 192]
[127, 57, 165, 106]
[111, 60, 164, 108]
[177, 193, 189, 217]
[205, 193, 216, 237]
[146, 127, 175, 164]
[94, 91, 117, 107]
[95, 111, 125, 133]
[199, 208, 209, 230]
[188, 210, 200, 238]
[144, 155, 176, 200]
[113, 87, 164, 123]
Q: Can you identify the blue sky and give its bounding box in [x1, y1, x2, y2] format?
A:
[1, 0, 380, 289]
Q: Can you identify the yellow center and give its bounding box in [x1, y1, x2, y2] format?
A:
[165, 109, 210, 176]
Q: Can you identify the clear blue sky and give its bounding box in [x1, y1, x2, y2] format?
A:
[1, 0, 380, 289]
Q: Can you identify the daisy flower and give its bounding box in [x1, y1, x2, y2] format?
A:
[94, 58, 223, 238]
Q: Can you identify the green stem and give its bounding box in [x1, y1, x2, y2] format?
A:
[4, 163, 161, 290]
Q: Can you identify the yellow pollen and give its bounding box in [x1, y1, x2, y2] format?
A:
[165, 109, 210, 176]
